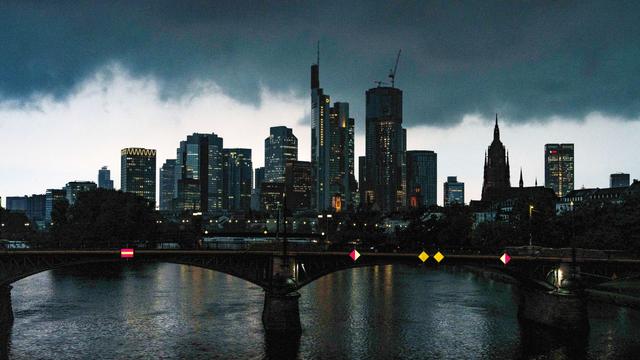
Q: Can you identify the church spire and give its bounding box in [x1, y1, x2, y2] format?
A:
[493, 113, 500, 141]
[519, 168, 524, 188]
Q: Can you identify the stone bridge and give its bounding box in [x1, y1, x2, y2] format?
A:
[1, 249, 638, 334]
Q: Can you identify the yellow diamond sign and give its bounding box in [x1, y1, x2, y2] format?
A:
[434, 251, 444, 263]
[418, 251, 429, 262]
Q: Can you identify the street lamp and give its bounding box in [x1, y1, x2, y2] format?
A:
[528, 205, 534, 247]
[317, 213, 332, 243]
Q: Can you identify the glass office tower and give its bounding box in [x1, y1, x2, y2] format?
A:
[121, 147, 157, 205]
[544, 143, 574, 197]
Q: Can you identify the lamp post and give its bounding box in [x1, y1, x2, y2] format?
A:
[317, 213, 332, 243]
[527, 204, 540, 247]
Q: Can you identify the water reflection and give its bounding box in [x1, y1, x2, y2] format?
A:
[517, 320, 588, 359]
[0, 329, 9, 360]
[264, 331, 301, 360]
[6, 263, 640, 359]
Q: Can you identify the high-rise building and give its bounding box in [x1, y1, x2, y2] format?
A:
[6, 195, 46, 228]
[261, 182, 285, 212]
[159, 159, 177, 211]
[255, 167, 265, 190]
[544, 143, 574, 197]
[406, 150, 437, 207]
[121, 148, 157, 204]
[45, 188, 66, 225]
[310, 53, 356, 212]
[311, 57, 331, 211]
[285, 161, 313, 211]
[444, 176, 465, 206]
[65, 181, 97, 205]
[610, 173, 630, 188]
[327, 102, 356, 212]
[6, 197, 28, 212]
[481, 115, 511, 202]
[98, 166, 114, 190]
[251, 167, 265, 211]
[364, 85, 406, 212]
[222, 148, 253, 211]
[175, 133, 224, 213]
[265, 127, 297, 183]
[358, 156, 371, 208]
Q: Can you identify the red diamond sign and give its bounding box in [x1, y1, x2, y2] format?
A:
[500, 253, 511, 265]
[349, 249, 360, 262]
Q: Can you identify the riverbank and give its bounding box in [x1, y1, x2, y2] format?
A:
[460, 265, 640, 310]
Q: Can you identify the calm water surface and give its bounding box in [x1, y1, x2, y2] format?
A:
[4, 263, 640, 359]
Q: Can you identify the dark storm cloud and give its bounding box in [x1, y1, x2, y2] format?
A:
[1, 1, 640, 127]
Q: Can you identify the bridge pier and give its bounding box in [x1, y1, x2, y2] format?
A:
[262, 289, 301, 333]
[262, 254, 302, 334]
[517, 263, 589, 333]
[0, 286, 13, 331]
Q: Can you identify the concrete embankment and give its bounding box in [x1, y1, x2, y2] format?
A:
[586, 289, 640, 310]
[460, 265, 640, 310]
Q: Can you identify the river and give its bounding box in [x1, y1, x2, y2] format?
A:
[4, 263, 640, 359]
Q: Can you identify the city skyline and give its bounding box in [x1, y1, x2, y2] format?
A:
[0, 101, 640, 205]
[2, 2, 640, 206]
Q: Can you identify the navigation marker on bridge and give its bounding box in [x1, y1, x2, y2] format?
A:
[434, 252, 444, 263]
[120, 248, 134, 258]
[349, 250, 360, 262]
[500, 253, 511, 265]
[418, 251, 429, 262]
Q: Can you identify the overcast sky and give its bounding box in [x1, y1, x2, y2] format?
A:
[1, 1, 639, 206]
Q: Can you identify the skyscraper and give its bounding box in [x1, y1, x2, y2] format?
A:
[328, 102, 356, 211]
[406, 150, 437, 207]
[264, 126, 297, 183]
[364, 85, 406, 212]
[159, 159, 177, 211]
[285, 160, 313, 211]
[610, 173, 630, 188]
[121, 147, 157, 204]
[481, 115, 511, 202]
[358, 156, 372, 208]
[175, 133, 224, 213]
[309, 49, 356, 212]
[222, 148, 253, 211]
[98, 166, 114, 190]
[444, 176, 465, 206]
[251, 167, 265, 211]
[544, 143, 574, 197]
[310, 54, 331, 211]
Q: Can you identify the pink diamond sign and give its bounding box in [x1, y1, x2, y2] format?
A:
[349, 249, 361, 262]
[500, 253, 511, 265]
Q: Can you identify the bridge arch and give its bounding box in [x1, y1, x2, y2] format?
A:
[0, 252, 273, 289]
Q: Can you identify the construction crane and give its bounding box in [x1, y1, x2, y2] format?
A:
[388, 49, 402, 88]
